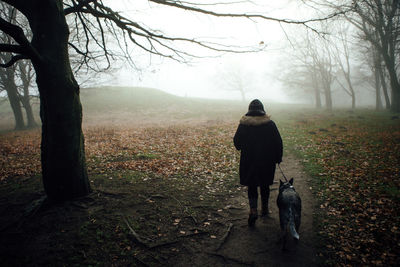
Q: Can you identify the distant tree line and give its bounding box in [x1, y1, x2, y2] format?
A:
[0, 3, 37, 129]
[280, 0, 399, 112]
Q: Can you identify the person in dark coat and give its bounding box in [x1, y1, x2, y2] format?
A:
[233, 99, 283, 226]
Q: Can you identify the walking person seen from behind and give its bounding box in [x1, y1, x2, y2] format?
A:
[234, 99, 283, 226]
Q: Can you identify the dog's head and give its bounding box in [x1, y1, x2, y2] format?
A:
[279, 178, 295, 193]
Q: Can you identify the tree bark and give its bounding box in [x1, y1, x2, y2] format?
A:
[0, 50, 25, 129]
[378, 65, 391, 110]
[5, 75, 25, 130]
[344, 73, 356, 110]
[389, 76, 400, 112]
[28, 0, 91, 201]
[380, 55, 398, 113]
[2, 66, 25, 130]
[311, 70, 321, 108]
[21, 94, 37, 128]
[374, 64, 383, 111]
[384, 58, 400, 112]
[314, 86, 322, 108]
[19, 61, 37, 128]
[324, 85, 333, 110]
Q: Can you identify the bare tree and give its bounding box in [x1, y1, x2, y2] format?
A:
[321, 0, 400, 112]
[215, 58, 255, 102]
[316, 45, 334, 110]
[0, 0, 341, 201]
[17, 59, 37, 128]
[0, 2, 38, 129]
[0, 53, 24, 129]
[0, 4, 24, 129]
[279, 60, 322, 107]
[332, 23, 357, 109]
[280, 28, 336, 109]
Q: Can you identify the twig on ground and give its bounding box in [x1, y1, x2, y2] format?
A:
[148, 240, 180, 249]
[123, 216, 149, 248]
[172, 195, 198, 224]
[206, 252, 254, 266]
[184, 215, 198, 224]
[181, 230, 209, 238]
[215, 223, 233, 251]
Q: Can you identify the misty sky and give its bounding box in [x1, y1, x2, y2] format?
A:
[103, 0, 312, 102]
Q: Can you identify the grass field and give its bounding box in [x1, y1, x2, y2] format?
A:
[1, 87, 399, 265]
[279, 110, 400, 265]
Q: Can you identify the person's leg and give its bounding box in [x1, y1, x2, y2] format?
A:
[248, 185, 258, 209]
[260, 185, 271, 216]
[247, 185, 258, 226]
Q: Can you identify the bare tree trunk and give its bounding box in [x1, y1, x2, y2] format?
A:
[19, 61, 37, 128]
[5, 74, 25, 130]
[378, 66, 391, 110]
[315, 86, 322, 108]
[376, 3, 399, 113]
[1, 66, 25, 130]
[324, 85, 333, 110]
[383, 58, 400, 113]
[388, 74, 400, 112]
[374, 66, 383, 110]
[21, 94, 37, 128]
[28, 0, 91, 201]
[311, 71, 322, 108]
[346, 80, 356, 109]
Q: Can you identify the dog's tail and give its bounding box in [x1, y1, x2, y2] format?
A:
[289, 207, 299, 240]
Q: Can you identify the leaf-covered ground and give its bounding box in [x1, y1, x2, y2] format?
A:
[282, 110, 400, 266]
[1, 108, 399, 266]
[0, 121, 249, 266]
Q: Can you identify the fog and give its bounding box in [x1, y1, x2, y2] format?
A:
[95, 0, 316, 103]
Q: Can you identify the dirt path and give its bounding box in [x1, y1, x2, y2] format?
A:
[172, 153, 318, 266]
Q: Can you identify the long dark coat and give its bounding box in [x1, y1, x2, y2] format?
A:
[233, 114, 283, 186]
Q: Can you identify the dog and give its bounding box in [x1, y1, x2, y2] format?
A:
[277, 178, 301, 250]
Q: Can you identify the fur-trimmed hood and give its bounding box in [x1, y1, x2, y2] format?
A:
[239, 114, 271, 126]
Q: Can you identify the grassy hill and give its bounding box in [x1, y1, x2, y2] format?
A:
[79, 86, 248, 126]
[81, 86, 184, 112]
[1, 85, 296, 129]
[0, 86, 248, 130]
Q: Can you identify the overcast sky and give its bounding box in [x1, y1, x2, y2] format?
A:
[103, 0, 318, 102]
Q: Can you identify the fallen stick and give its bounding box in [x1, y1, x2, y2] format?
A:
[181, 230, 208, 238]
[215, 223, 233, 251]
[206, 252, 254, 266]
[172, 195, 198, 224]
[123, 216, 149, 248]
[148, 240, 179, 249]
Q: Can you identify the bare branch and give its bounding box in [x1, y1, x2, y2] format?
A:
[176, 1, 253, 6]
[0, 43, 25, 54]
[0, 16, 41, 62]
[64, 0, 97, 15]
[0, 54, 28, 68]
[149, 0, 346, 25]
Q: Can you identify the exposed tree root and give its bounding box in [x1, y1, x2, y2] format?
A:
[123, 215, 149, 248]
[206, 252, 254, 266]
[215, 223, 233, 251]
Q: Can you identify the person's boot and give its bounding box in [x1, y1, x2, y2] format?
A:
[248, 208, 258, 226]
[261, 201, 271, 216]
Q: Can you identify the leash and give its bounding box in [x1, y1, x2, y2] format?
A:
[278, 163, 289, 182]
